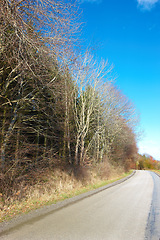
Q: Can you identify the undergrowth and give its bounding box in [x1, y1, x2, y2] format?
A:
[0, 160, 132, 223]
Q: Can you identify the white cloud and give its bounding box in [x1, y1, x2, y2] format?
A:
[137, 0, 159, 10]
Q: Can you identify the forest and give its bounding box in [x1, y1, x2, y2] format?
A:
[0, 0, 139, 213]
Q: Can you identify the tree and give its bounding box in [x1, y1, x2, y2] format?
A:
[71, 54, 113, 165]
[0, 0, 81, 170]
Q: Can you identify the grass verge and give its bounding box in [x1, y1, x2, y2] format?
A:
[0, 167, 133, 223]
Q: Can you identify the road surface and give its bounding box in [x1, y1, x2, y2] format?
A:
[0, 170, 160, 240]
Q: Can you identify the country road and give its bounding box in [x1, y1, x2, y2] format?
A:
[0, 170, 160, 240]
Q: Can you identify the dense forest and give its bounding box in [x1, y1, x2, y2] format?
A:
[0, 0, 139, 202]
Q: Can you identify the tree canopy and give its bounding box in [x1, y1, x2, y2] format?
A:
[0, 0, 139, 177]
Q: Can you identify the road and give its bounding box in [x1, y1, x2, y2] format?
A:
[0, 170, 160, 240]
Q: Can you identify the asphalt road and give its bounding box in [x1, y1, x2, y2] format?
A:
[1, 170, 160, 240]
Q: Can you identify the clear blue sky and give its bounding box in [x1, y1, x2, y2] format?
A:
[78, 0, 160, 160]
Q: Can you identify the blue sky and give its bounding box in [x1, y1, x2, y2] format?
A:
[78, 0, 160, 160]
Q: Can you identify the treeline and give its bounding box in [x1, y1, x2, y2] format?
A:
[0, 0, 138, 178]
[138, 154, 160, 170]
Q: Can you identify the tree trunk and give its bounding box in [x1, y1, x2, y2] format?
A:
[80, 136, 84, 164]
[0, 107, 6, 170]
[75, 136, 80, 165]
[15, 127, 20, 164]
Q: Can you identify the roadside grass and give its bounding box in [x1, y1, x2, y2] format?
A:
[151, 169, 160, 175]
[0, 167, 133, 223]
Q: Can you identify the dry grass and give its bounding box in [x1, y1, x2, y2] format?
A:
[0, 162, 130, 222]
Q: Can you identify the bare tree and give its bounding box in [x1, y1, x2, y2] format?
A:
[71, 54, 112, 165]
[82, 79, 139, 165]
[0, 0, 81, 170]
[97, 83, 139, 164]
